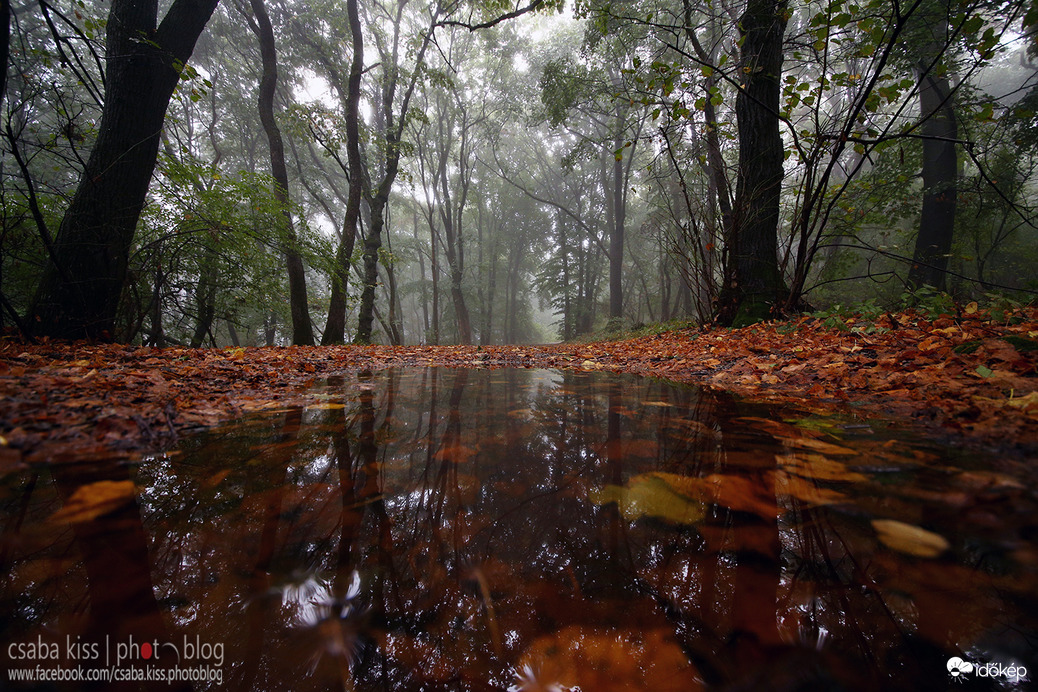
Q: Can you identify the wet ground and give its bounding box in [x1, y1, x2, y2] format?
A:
[1, 368, 1035, 690]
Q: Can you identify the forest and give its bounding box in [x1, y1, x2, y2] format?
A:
[2, 0, 1036, 347]
[4, 2, 1038, 689]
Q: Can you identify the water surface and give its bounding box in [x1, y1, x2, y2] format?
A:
[1, 368, 1035, 690]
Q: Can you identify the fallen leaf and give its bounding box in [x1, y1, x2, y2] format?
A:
[778, 453, 868, 482]
[590, 475, 705, 525]
[871, 518, 950, 558]
[515, 626, 698, 692]
[49, 480, 136, 524]
[773, 471, 846, 506]
[784, 437, 858, 456]
[651, 471, 780, 518]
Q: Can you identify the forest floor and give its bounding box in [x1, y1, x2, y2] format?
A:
[2, 305, 1037, 468]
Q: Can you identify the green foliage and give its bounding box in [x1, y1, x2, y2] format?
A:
[812, 299, 888, 333]
[899, 286, 956, 318]
[539, 60, 591, 127]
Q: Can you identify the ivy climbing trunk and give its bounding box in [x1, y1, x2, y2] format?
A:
[249, 0, 315, 346]
[715, 0, 789, 327]
[27, 0, 219, 340]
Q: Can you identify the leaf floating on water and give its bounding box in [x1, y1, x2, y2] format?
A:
[515, 626, 699, 692]
[784, 436, 858, 456]
[778, 453, 868, 482]
[307, 402, 346, 410]
[773, 471, 847, 506]
[871, 518, 950, 558]
[49, 480, 136, 524]
[650, 472, 780, 518]
[590, 475, 705, 525]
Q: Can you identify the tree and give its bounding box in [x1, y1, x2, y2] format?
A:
[715, 0, 790, 326]
[246, 0, 316, 345]
[320, 0, 365, 345]
[907, 0, 959, 290]
[27, 0, 220, 339]
[354, 0, 440, 344]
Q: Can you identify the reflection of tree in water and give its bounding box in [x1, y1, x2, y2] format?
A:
[1, 368, 1032, 691]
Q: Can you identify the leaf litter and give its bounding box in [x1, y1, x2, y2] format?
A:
[1, 305, 1036, 465]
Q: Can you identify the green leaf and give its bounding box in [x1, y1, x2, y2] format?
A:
[976, 365, 994, 378]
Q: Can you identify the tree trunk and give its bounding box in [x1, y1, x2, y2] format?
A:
[227, 319, 241, 347]
[1, 0, 10, 103]
[908, 66, 957, 290]
[414, 210, 430, 340]
[354, 6, 435, 343]
[715, 0, 789, 327]
[356, 195, 386, 344]
[434, 97, 473, 345]
[28, 0, 219, 340]
[384, 232, 403, 344]
[322, 0, 365, 345]
[148, 265, 164, 348]
[249, 0, 314, 346]
[190, 250, 217, 348]
[608, 129, 625, 323]
[430, 219, 440, 345]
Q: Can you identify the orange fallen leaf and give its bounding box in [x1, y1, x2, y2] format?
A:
[49, 480, 136, 524]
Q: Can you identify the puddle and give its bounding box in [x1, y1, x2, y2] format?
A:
[1, 368, 1035, 690]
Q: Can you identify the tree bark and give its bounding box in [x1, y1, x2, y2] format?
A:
[322, 0, 365, 344]
[436, 101, 473, 344]
[608, 128, 625, 322]
[354, 4, 436, 343]
[249, 0, 315, 345]
[908, 66, 957, 290]
[28, 0, 219, 340]
[715, 0, 789, 327]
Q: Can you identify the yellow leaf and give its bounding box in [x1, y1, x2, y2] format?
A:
[871, 519, 949, 558]
[590, 475, 705, 524]
[965, 301, 979, 314]
[1005, 391, 1038, 409]
[49, 480, 136, 525]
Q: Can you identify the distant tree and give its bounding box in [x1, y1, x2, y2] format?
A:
[246, 0, 315, 345]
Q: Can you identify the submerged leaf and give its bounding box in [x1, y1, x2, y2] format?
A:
[778, 453, 868, 482]
[784, 437, 858, 456]
[871, 518, 950, 558]
[515, 626, 698, 692]
[650, 472, 780, 518]
[773, 471, 847, 506]
[49, 480, 136, 524]
[590, 475, 705, 524]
